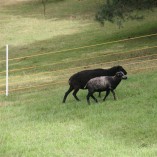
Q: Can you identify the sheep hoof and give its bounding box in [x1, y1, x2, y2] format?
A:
[87, 102, 90, 105]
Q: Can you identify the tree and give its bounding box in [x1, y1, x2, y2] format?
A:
[96, 0, 157, 27]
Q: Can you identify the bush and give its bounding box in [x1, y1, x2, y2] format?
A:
[96, 0, 157, 26]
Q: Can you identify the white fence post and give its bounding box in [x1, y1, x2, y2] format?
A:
[6, 44, 8, 96]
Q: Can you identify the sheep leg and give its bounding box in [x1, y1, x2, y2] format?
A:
[73, 88, 80, 101]
[62, 86, 74, 103]
[103, 90, 110, 101]
[87, 92, 91, 105]
[111, 90, 116, 100]
[98, 92, 101, 97]
[91, 95, 98, 103]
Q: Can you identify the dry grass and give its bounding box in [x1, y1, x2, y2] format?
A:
[0, 0, 31, 6]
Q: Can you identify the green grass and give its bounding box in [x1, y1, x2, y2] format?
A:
[0, 0, 157, 156]
[1, 71, 157, 157]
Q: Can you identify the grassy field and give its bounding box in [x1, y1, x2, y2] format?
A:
[0, 0, 157, 156]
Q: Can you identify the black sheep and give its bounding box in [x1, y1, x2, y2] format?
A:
[85, 71, 127, 105]
[63, 65, 127, 103]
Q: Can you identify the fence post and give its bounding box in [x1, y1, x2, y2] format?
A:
[6, 44, 8, 96]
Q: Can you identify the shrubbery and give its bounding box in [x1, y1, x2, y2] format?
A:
[96, 0, 157, 26]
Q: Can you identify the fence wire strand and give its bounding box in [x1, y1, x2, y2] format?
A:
[0, 52, 156, 87]
[0, 65, 157, 95]
[0, 45, 157, 75]
[0, 33, 157, 64]
[0, 33, 157, 95]
[1, 56, 157, 89]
